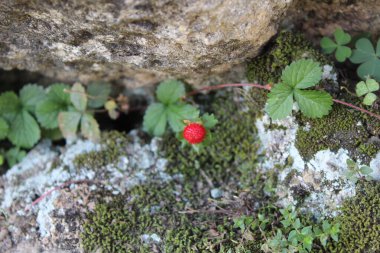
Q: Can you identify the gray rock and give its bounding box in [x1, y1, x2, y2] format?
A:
[0, 0, 292, 87]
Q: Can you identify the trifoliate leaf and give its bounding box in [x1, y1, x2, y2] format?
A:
[350, 38, 376, 64]
[0, 117, 9, 140]
[320, 37, 337, 54]
[294, 89, 333, 118]
[19, 84, 45, 113]
[8, 110, 41, 148]
[70, 83, 87, 111]
[334, 28, 351, 45]
[5, 147, 26, 167]
[266, 83, 294, 120]
[156, 80, 185, 104]
[201, 113, 218, 129]
[0, 91, 20, 116]
[81, 114, 100, 142]
[36, 84, 71, 129]
[87, 82, 111, 108]
[166, 104, 199, 132]
[363, 92, 377, 106]
[143, 103, 167, 136]
[356, 81, 369, 96]
[335, 46, 352, 62]
[58, 111, 82, 140]
[281, 59, 322, 89]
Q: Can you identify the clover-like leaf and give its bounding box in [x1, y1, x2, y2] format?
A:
[166, 104, 199, 132]
[266, 83, 294, 120]
[350, 38, 380, 81]
[8, 109, 41, 148]
[363, 93, 377, 106]
[156, 80, 185, 104]
[81, 113, 100, 142]
[320, 37, 337, 54]
[143, 103, 167, 136]
[70, 83, 87, 111]
[19, 84, 45, 113]
[294, 90, 333, 118]
[281, 59, 322, 89]
[0, 117, 9, 140]
[334, 28, 351, 45]
[36, 84, 72, 129]
[321, 28, 352, 62]
[355, 79, 379, 105]
[335, 46, 352, 62]
[58, 111, 82, 140]
[87, 82, 111, 108]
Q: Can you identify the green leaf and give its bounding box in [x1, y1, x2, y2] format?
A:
[366, 79, 380, 92]
[167, 104, 199, 132]
[334, 28, 351, 45]
[281, 59, 322, 89]
[302, 235, 313, 251]
[35, 84, 71, 129]
[320, 37, 337, 54]
[320, 234, 329, 247]
[19, 84, 45, 113]
[201, 113, 218, 129]
[322, 221, 331, 232]
[81, 114, 100, 142]
[356, 58, 380, 81]
[58, 111, 82, 140]
[360, 165, 373, 175]
[156, 80, 185, 104]
[70, 83, 87, 111]
[350, 38, 376, 64]
[87, 82, 111, 108]
[294, 89, 333, 118]
[356, 81, 369, 96]
[143, 103, 167, 136]
[0, 155, 3, 166]
[0, 91, 20, 116]
[335, 46, 352, 62]
[0, 117, 9, 140]
[363, 92, 377, 105]
[5, 147, 26, 167]
[41, 128, 63, 141]
[376, 38, 380, 57]
[8, 110, 41, 148]
[266, 83, 294, 120]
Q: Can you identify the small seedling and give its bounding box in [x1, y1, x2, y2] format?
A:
[355, 78, 379, 105]
[320, 28, 352, 62]
[350, 38, 380, 81]
[345, 159, 373, 183]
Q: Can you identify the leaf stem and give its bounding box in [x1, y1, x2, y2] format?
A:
[185, 83, 380, 121]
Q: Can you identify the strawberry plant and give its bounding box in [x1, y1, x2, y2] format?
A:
[355, 78, 379, 106]
[320, 28, 352, 62]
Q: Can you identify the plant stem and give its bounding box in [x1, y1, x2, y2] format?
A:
[186, 83, 380, 121]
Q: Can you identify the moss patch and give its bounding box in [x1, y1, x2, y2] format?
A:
[73, 131, 129, 169]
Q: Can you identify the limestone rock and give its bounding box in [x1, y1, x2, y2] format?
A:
[0, 0, 292, 88]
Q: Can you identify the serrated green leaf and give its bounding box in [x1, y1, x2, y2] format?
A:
[266, 83, 294, 120]
[143, 103, 167, 136]
[0, 91, 20, 116]
[334, 28, 351, 45]
[35, 84, 71, 129]
[356, 81, 369, 96]
[5, 147, 26, 167]
[81, 114, 100, 142]
[156, 80, 185, 104]
[87, 82, 111, 108]
[0, 117, 9, 140]
[202, 113, 218, 129]
[366, 79, 380, 92]
[322, 221, 331, 232]
[350, 38, 376, 64]
[294, 89, 333, 118]
[320, 37, 337, 54]
[58, 111, 82, 140]
[363, 92, 377, 105]
[335, 46, 352, 62]
[281, 59, 322, 89]
[167, 104, 199, 132]
[8, 110, 41, 148]
[320, 234, 329, 247]
[19, 84, 45, 113]
[70, 83, 87, 111]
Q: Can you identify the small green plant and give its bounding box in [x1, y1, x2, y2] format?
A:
[320, 28, 352, 62]
[345, 159, 373, 183]
[261, 206, 340, 253]
[350, 37, 380, 81]
[143, 80, 217, 149]
[355, 78, 379, 105]
[266, 59, 333, 119]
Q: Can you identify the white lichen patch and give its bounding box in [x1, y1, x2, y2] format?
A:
[322, 64, 338, 83]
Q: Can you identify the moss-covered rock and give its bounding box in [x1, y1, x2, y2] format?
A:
[331, 180, 380, 252]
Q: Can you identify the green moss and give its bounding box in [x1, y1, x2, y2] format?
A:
[330, 181, 380, 252]
[247, 31, 329, 84]
[295, 100, 380, 163]
[73, 131, 129, 169]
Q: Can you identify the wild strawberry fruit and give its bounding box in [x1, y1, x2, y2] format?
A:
[183, 123, 207, 144]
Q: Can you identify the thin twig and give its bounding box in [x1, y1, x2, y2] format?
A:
[333, 98, 380, 121]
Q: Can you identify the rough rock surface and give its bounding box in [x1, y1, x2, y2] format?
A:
[0, 0, 292, 87]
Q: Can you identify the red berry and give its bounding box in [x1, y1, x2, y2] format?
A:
[183, 123, 207, 144]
